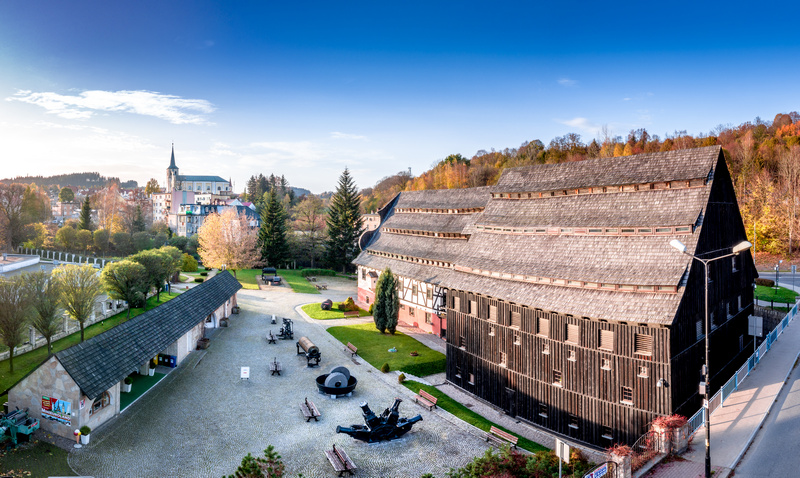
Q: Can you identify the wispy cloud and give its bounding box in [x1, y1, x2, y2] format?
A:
[557, 78, 577, 87]
[330, 131, 366, 140]
[7, 89, 215, 124]
[558, 117, 602, 136]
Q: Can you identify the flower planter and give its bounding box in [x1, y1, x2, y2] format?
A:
[197, 338, 210, 349]
[220, 318, 228, 327]
[80, 434, 90, 445]
[148, 367, 155, 376]
[122, 383, 132, 393]
[231, 306, 240, 315]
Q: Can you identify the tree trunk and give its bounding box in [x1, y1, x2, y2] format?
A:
[47, 338, 52, 357]
[80, 322, 85, 342]
[8, 348, 14, 373]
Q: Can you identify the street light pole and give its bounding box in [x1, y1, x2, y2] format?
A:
[670, 239, 752, 478]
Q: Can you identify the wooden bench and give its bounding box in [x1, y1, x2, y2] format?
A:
[268, 359, 282, 376]
[267, 331, 277, 344]
[413, 389, 438, 411]
[343, 310, 359, 318]
[299, 397, 321, 422]
[324, 444, 357, 476]
[315, 283, 328, 290]
[485, 426, 518, 449]
[344, 342, 358, 357]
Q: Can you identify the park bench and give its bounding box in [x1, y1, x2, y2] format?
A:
[267, 331, 276, 344]
[344, 342, 358, 357]
[324, 444, 357, 476]
[413, 389, 438, 411]
[299, 397, 321, 422]
[269, 358, 282, 376]
[306, 276, 317, 282]
[315, 283, 328, 290]
[343, 310, 359, 318]
[485, 426, 518, 449]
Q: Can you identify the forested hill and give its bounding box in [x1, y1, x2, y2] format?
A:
[360, 112, 800, 257]
[0, 171, 136, 189]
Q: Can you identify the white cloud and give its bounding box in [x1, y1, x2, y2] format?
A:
[7, 89, 215, 125]
[623, 97, 631, 101]
[558, 117, 602, 136]
[557, 78, 577, 87]
[330, 131, 367, 140]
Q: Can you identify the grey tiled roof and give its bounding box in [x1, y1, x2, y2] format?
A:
[494, 146, 719, 193]
[394, 187, 492, 209]
[55, 272, 242, 400]
[177, 175, 229, 183]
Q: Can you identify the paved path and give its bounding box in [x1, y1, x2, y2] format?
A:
[647, 281, 800, 478]
[68, 279, 495, 477]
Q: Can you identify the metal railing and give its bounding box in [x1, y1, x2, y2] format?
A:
[686, 303, 798, 436]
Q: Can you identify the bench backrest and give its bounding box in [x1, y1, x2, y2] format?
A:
[489, 426, 519, 443]
[347, 342, 357, 350]
[419, 390, 438, 403]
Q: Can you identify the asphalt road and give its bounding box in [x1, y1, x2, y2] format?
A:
[734, 359, 800, 477]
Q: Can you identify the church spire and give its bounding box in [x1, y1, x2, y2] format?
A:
[168, 143, 177, 170]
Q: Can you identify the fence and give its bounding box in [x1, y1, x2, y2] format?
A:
[685, 303, 798, 437]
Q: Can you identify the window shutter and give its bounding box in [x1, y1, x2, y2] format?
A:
[634, 334, 653, 356]
[599, 330, 614, 351]
[511, 311, 521, 328]
[566, 324, 580, 344]
[489, 305, 498, 322]
[538, 317, 550, 337]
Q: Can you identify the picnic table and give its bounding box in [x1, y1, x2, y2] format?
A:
[269, 358, 282, 376]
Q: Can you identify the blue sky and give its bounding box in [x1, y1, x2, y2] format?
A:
[1, 1, 798, 194]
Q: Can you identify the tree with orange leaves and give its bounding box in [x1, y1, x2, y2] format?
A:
[197, 207, 259, 277]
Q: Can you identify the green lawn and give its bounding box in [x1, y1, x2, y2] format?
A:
[0, 292, 179, 404]
[327, 323, 446, 377]
[234, 268, 260, 290]
[120, 371, 166, 410]
[278, 269, 321, 294]
[401, 380, 547, 453]
[755, 285, 798, 303]
[0, 439, 76, 477]
[301, 302, 370, 320]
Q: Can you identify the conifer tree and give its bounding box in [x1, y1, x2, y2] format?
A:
[258, 190, 290, 268]
[373, 268, 399, 334]
[325, 168, 364, 272]
[79, 195, 93, 230]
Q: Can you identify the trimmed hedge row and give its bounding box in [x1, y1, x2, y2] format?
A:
[300, 268, 337, 277]
[755, 278, 775, 287]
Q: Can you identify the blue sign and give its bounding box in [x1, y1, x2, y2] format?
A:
[584, 463, 607, 478]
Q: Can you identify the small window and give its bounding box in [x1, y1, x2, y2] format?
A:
[621, 387, 633, 404]
[567, 350, 577, 362]
[469, 300, 477, 316]
[459, 336, 466, 349]
[499, 352, 507, 367]
[655, 227, 672, 233]
[412, 284, 418, 295]
[90, 391, 112, 415]
[538, 317, 550, 337]
[727, 302, 732, 318]
[710, 312, 717, 329]
[409, 307, 415, 317]
[637, 228, 652, 233]
[634, 334, 653, 356]
[489, 305, 498, 322]
[511, 311, 521, 329]
[599, 330, 614, 351]
[601, 426, 613, 441]
[513, 333, 520, 345]
[738, 295, 742, 310]
[566, 324, 580, 344]
[542, 343, 550, 355]
[638, 366, 648, 378]
[539, 403, 548, 418]
[468, 373, 475, 385]
[569, 414, 579, 429]
[553, 370, 563, 386]
[455, 367, 462, 379]
[601, 358, 612, 370]
[675, 226, 691, 233]
[696, 320, 704, 340]
[427, 289, 432, 300]
[488, 325, 495, 336]
[361, 269, 366, 280]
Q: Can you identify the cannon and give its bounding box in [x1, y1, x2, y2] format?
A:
[321, 299, 333, 311]
[1, 408, 40, 448]
[296, 336, 321, 367]
[317, 366, 358, 398]
[276, 318, 294, 340]
[336, 399, 422, 443]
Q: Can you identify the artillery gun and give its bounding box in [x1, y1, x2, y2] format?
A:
[336, 398, 421, 442]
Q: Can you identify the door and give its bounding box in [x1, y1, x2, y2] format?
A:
[505, 387, 516, 416]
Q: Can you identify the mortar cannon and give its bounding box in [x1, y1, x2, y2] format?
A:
[335, 398, 422, 442]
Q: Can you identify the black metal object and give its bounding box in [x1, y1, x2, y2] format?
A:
[321, 299, 333, 311]
[335, 399, 422, 442]
[277, 318, 293, 340]
[317, 366, 358, 397]
[297, 336, 322, 366]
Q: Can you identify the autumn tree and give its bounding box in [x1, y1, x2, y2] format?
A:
[76, 229, 93, 252]
[96, 184, 124, 231]
[56, 225, 78, 251]
[144, 178, 160, 196]
[258, 190, 290, 268]
[59, 187, 75, 203]
[293, 194, 326, 267]
[25, 270, 63, 356]
[93, 228, 110, 255]
[198, 207, 259, 277]
[325, 168, 364, 273]
[101, 260, 148, 317]
[55, 264, 102, 342]
[0, 275, 31, 373]
[0, 183, 50, 249]
[78, 195, 92, 231]
[373, 268, 399, 334]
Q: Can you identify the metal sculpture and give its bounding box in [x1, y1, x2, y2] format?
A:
[317, 366, 358, 398]
[297, 336, 322, 366]
[277, 318, 294, 340]
[336, 399, 422, 442]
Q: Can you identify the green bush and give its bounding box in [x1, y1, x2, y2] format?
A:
[199, 271, 208, 276]
[398, 373, 406, 384]
[756, 278, 775, 287]
[79, 425, 91, 435]
[123, 376, 132, 385]
[339, 297, 359, 312]
[380, 362, 390, 373]
[300, 268, 337, 277]
[181, 253, 198, 272]
[194, 278, 204, 283]
[368, 303, 374, 315]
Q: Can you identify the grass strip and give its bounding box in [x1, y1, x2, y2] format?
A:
[755, 285, 798, 303]
[301, 302, 370, 320]
[401, 379, 547, 453]
[278, 269, 322, 294]
[119, 371, 166, 410]
[327, 323, 445, 377]
[0, 439, 76, 477]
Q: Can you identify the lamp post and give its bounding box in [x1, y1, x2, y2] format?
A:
[669, 239, 752, 478]
[775, 260, 783, 290]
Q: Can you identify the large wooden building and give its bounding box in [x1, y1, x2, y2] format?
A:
[355, 146, 756, 446]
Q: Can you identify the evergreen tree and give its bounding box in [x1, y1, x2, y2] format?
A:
[325, 168, 364, 272]
[131, 205, 146, 233]
[79, 195, 93, 230]
[258, 190, 290, 267]
[373, 268, 399, 334]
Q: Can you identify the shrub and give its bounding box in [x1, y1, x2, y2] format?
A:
[124, 376, 133, 385]
[200, 271, 208, 276]
[301, 268, 337, 277]
[339, 297, 359, 312]
[398, 373, 406, 384]
[180, 253, 198, 272]
[79, 425, 91, 435]
[380, 362, 390, 373]
[651, 414, 688, 429]
[756, 278, 775, 287]
[194, 278, 204, 283]
[368, 303, 374, 315]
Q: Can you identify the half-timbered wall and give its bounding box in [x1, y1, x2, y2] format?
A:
[445, 289, 671, 446]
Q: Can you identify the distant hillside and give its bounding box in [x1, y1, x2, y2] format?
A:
[292, 187, 311, 197]
[0, 171, 137, 189]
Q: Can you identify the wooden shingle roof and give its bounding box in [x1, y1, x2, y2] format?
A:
[55, 272, 241, 400]
[394, 186, 492, 209]
[382, 213, 475, 234]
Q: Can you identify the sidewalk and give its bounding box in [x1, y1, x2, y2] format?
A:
[647, 282, 800, 478]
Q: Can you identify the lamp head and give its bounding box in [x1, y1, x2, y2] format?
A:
[669, 239, 687, 254]
[732, 241, 753, 254]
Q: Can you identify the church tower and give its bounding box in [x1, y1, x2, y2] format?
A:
[166, 144, 179, 191]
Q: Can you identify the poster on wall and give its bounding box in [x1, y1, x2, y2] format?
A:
[41, 395, 72, 425]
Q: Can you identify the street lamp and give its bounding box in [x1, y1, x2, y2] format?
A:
[775, 260, 783, 290]
[669, 238, 752, 478]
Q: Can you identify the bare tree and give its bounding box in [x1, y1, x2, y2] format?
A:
[778, 145, 800, 254]
[25, 270, 63, 356]
[198, 208, 259, 277]
[54, 264, 102, 342]
[293, 195, 326, 267]
[0, 275, 31, 372]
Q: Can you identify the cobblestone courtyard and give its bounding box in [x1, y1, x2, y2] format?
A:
[69, 279, 493, 477]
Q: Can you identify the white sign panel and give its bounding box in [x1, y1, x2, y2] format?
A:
[748, 315, 763, 338]
[240, 367, 250, 380]
[555, 438, 570, 464]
